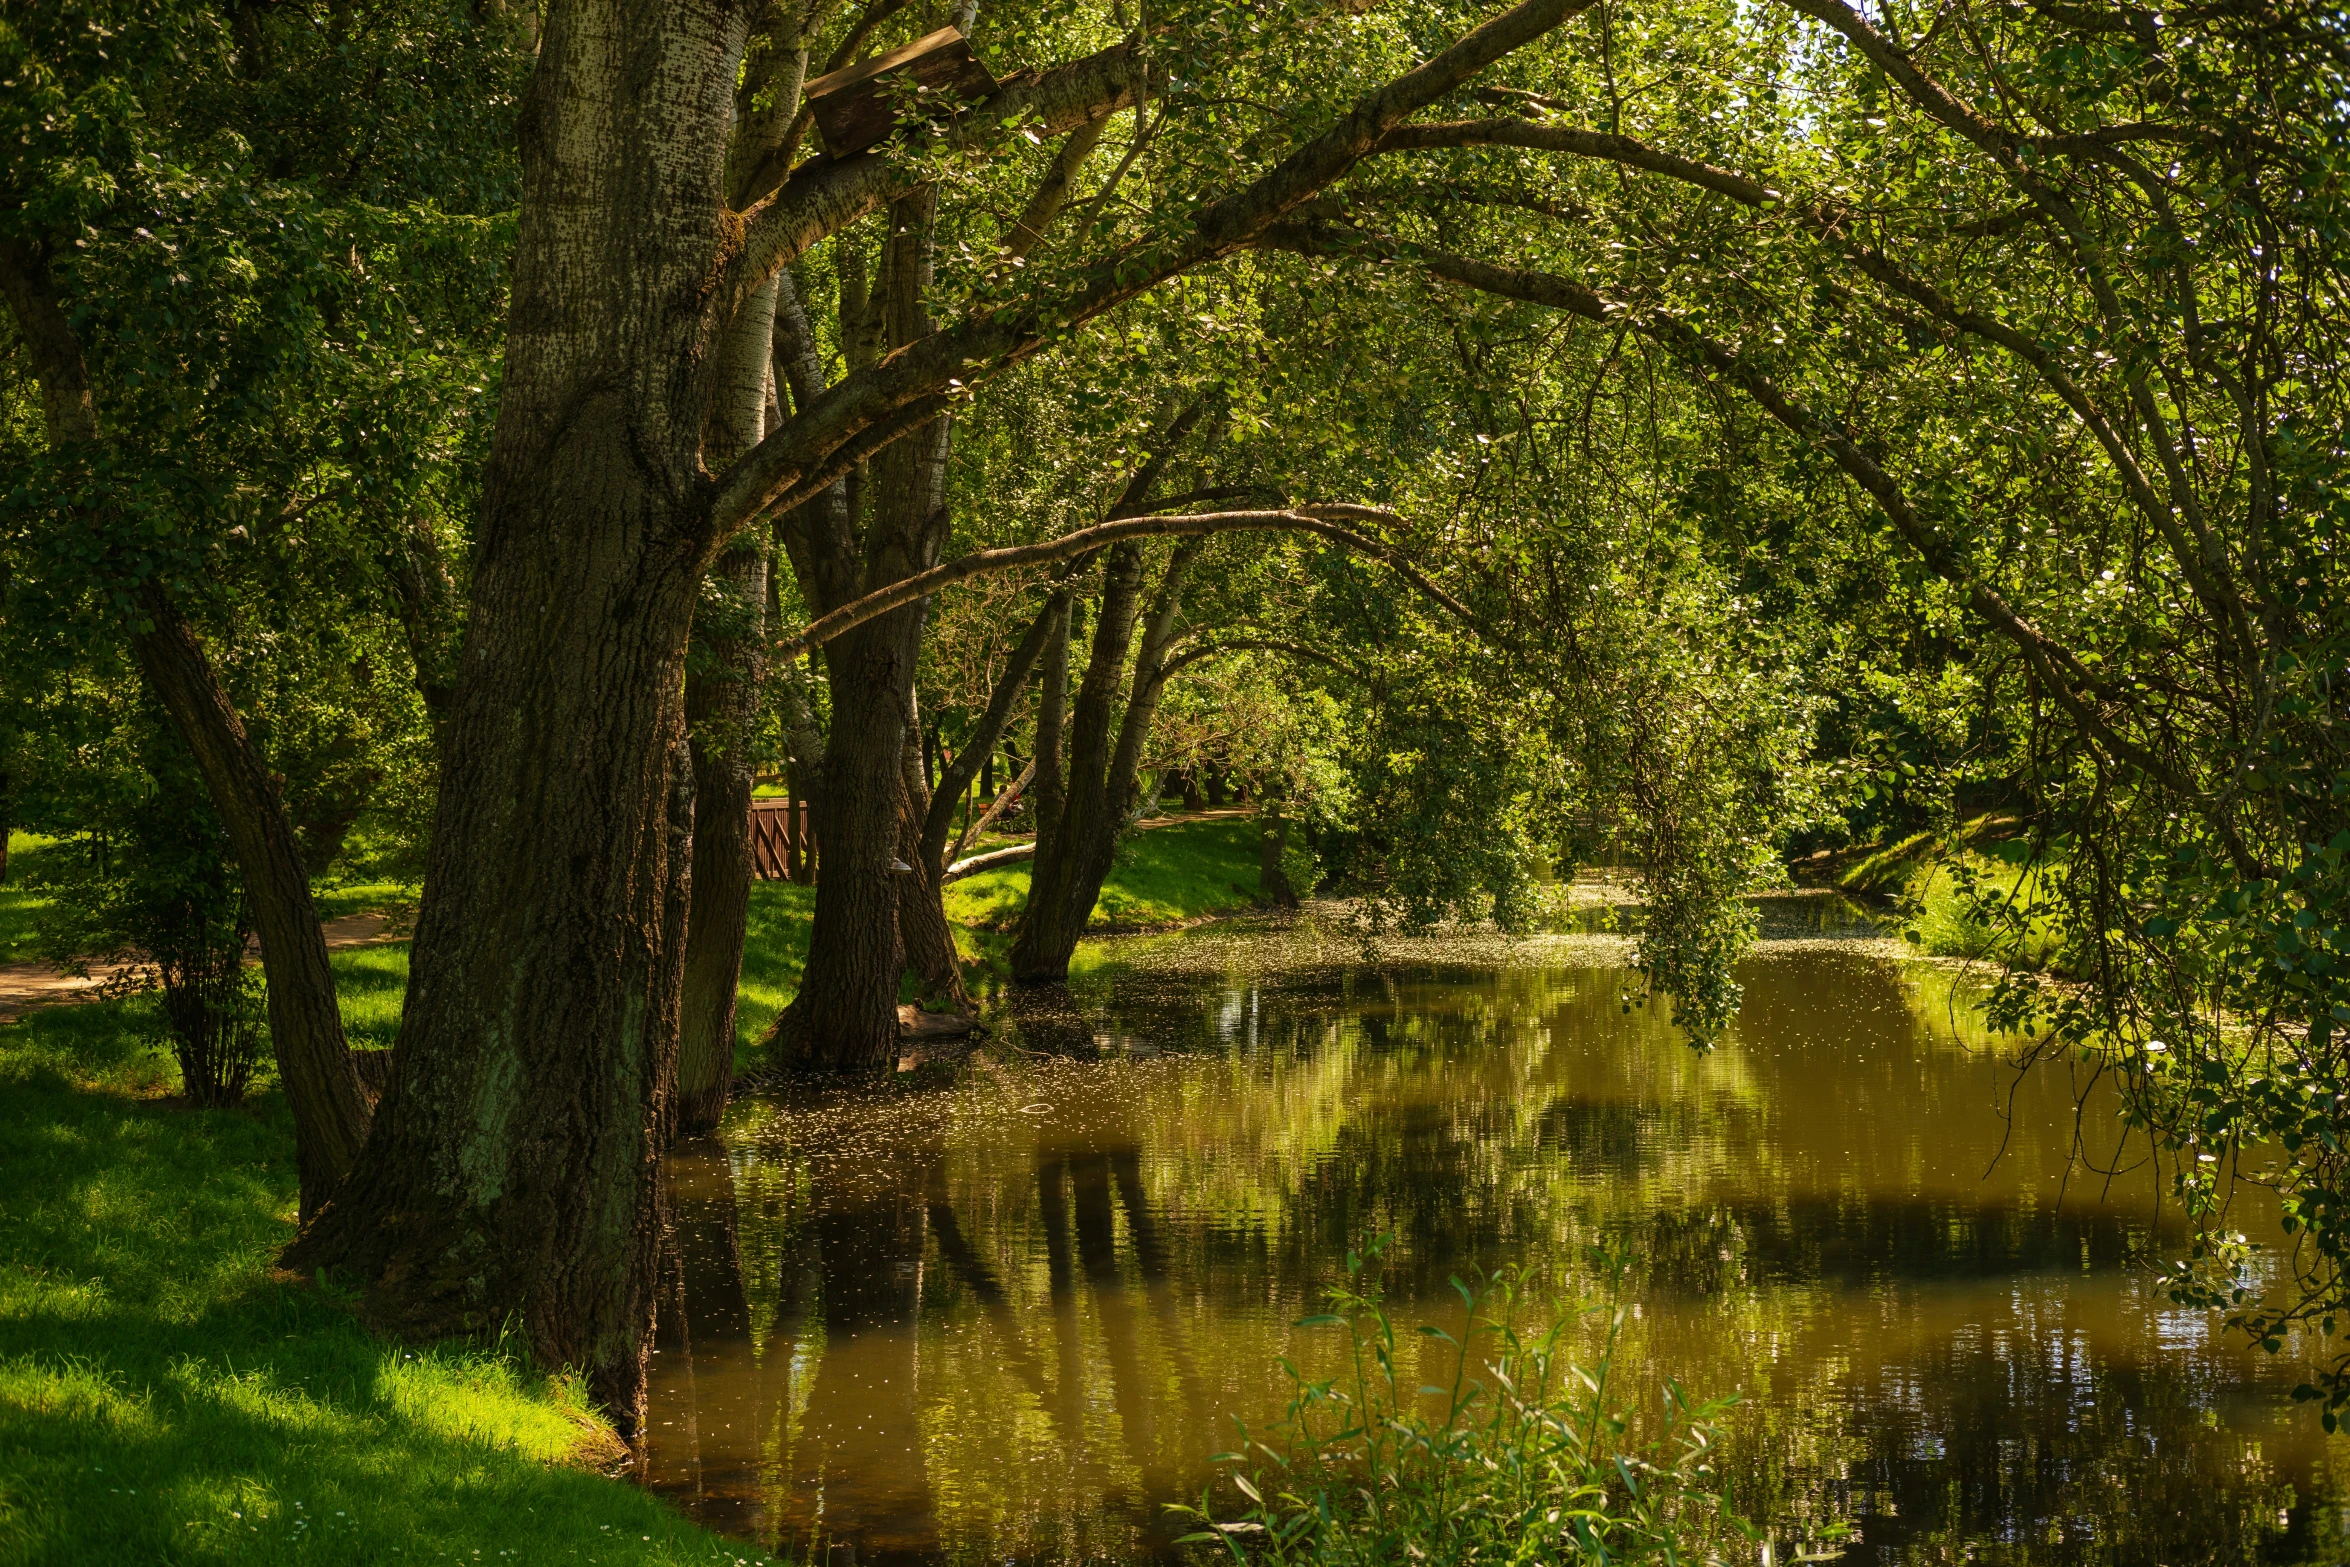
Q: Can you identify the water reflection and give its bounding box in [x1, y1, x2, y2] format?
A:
[647, 905, 2350, 1564]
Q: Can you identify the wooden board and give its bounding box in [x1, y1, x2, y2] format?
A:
[803, 26, 1000, 157]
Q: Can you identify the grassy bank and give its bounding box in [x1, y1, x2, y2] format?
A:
[945, 814, 1261, 932]
[1835, 817, 2068, 970]
[0, 958, 762, 1566]
[1, 812, 1266, 1562]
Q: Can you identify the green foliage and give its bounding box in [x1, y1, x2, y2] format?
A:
[0, 833, 62, 964]
[29, 714, 266, 1104]
[1172, 1240, 1748, 1565]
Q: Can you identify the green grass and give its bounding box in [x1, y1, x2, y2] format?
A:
[1179, 1244, 1749, 1564]
[1907, 841, 2069, 970]
[0, 815, 1271, 1558]
[943, 814, 1262, 932]
[0, 833, 62, 964]
[333, 944, 411, 1053]
[735, 881, 817, 1052]
[307, 880, 419, 924]
[0, 972, 773, 1566]
[0, 833, 413, 966]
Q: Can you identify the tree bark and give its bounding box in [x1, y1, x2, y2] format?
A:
[677, 269, 781, 1139]
[285, 0, 754, 1440]
[132, 592, 376, 1214]
[1009, 536, 1204, 980]
[1258, 794, 1297, 906]
[765, 187, 957, 1070]
[675, 542, 766, 1137]
[897, 730, 971, 1012]
[1013, 545, 1145, 979]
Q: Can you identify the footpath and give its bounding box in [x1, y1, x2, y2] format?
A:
[0, 909, 406, 1025]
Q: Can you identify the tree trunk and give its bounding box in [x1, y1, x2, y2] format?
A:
[1013, 546, 1146, 979]
[765, 190, 954, 1071]
[286, 0, 754, 1440]
[675, 544, 766, 1137]
[677, 271, 780, 1139]
[898, 731, 971, 1013]
[769, 604, 919, 1071]
[3, 236, 370, 1217]
[1258, 794, 1297, 907]
[133, 591, 374, 1218]
[1011, 536, 1205, 980]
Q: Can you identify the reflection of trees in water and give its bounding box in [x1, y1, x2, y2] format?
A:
[646, 950, 2346, 1565]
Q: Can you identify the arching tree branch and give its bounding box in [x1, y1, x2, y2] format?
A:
[772, 506, 1486, 658]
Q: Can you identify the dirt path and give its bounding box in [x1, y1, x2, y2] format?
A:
[0, 910, 409, 1026]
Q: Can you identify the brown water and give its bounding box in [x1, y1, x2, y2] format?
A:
[646, 900, 2350, 1564]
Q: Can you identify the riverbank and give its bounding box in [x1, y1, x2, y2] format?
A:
[0, 812, 1266, 1562]
[0, 964, 768, 1565]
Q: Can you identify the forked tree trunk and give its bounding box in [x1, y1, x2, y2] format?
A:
[286, 0, 755, 1439]
[1011, 539, 1202, 981]
[766, 192, 953, 1072]
[1013, 546, 1145, 978]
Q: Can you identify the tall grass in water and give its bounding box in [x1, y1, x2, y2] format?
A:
[1174, 1242, 1749, 1564]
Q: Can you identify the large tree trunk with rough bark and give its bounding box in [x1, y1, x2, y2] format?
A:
[773, 602, 922, 1071]
[284, 0, 754, 1439]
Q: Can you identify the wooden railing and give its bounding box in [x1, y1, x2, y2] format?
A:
[748, 798, 815, 882]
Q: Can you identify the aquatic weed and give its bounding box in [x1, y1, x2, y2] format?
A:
[1171, 1239, 1752, 1564]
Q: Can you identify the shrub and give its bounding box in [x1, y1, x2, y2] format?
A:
[33, 723, 264, 1106]
[1173, 1242, 1749, 1565]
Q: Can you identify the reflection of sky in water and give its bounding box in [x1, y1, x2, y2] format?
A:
[646, 904, 2350, 1565]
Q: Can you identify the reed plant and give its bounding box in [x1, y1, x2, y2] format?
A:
[1173, 1241, 1750, 1565]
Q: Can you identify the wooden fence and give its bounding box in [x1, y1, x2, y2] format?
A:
[748, 798, 815, 882]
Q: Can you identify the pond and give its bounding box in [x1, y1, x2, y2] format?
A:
[645, 898, 2349, 1565]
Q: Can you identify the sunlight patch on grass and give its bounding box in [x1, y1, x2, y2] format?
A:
[0, 990, 780, 1566]
[945, 815, 1260, 932]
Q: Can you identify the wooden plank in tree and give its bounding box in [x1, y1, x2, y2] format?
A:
[803, 26, 1000, 157]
